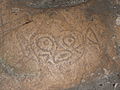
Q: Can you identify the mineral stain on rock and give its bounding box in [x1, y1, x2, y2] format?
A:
[14, 0, 88, 8]
[65, 73, 120, 90]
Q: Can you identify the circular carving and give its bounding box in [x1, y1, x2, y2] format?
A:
[58, 30, 84, 53]
[30, 33, 57, 63]
[30, 31, 85, 65]
[36, 36, 54, 52]
[63, 35, 76, 47]
[31, 34, 56, 52]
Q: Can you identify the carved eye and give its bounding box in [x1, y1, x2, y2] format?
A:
[36, 37, 54, 52]
[54, 50, 72, 63]
[86, 28, 98, 45]
[63, 35, 75, 47]
[59, 30, 83, 51]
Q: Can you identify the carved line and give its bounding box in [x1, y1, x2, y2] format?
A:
[53, 50, 72, 64]
[63, 34, 76, 47]
[31, 31, 86, 64]
[36, 36, 55, 52]
[86, 28, 99, 45]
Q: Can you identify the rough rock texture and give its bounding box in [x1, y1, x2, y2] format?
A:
[14, 0, 88, 8]
[65, 73, 120, 90]
[0, 0, 120, 90]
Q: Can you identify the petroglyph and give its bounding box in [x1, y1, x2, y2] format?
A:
[29, 30, 86, 65]
[86, 28, 99, 45]
[54, 50, 72, 63]
[0, 0, 119, 89]
[58, 30, 84, 52]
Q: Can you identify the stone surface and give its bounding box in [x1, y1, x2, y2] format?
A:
[116, 16, 120, 25]
[65, 73, 120, 90]
[15, 0, 88, 8]
[0, 0, 120, 90]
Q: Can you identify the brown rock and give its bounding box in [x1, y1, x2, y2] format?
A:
[0, 0, 120, 90]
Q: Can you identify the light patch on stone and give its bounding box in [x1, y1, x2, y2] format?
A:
[116, 16, 120, 25]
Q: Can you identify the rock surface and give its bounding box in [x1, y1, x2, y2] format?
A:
[0, 0, 120, 90]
